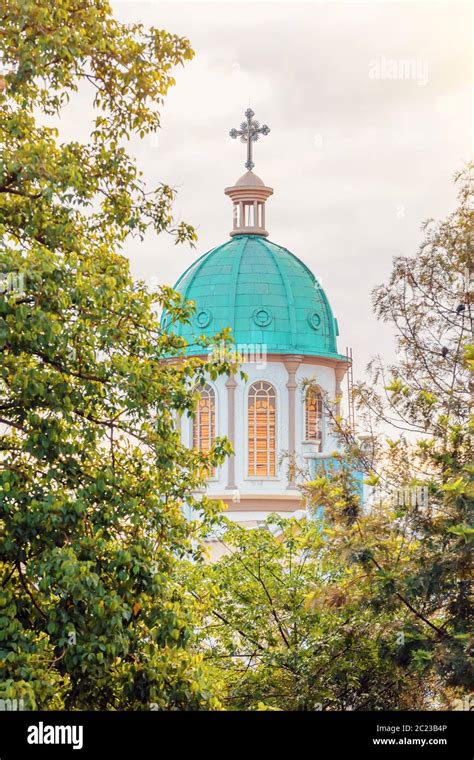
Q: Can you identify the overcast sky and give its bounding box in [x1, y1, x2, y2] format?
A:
[74, 2, 472, 381]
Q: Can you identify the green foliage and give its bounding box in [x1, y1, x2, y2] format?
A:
[187, 516, 427, 711]
[1, 1, 471, 713]
[0, 0, 233, 709]
[312, 168, 473, 704]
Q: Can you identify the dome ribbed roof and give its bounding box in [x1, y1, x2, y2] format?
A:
[163, 234, 343, 358]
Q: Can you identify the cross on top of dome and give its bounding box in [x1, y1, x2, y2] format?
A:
[229, 108, 270, 171]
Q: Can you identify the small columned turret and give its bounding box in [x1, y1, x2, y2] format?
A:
[225, 171, 273, 237]
[227, 108, 273, 237]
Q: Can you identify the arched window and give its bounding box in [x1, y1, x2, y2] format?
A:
[305, 387, 323, 451]
[248, 381, 276, 477]
[193, 384, 216, 477]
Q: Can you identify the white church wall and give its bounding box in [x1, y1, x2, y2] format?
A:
[179, 375, 229, 491]
[237, 360, 289, 493]
[182, 359, 341, 504]
[295, 363, 338, 474]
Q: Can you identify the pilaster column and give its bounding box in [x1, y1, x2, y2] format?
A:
[284, 355, 303, 489]
[335, 366, 346, 417]
[225, 374, 238, 489]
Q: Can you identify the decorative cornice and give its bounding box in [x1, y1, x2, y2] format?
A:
[163, 353, 349, 369]
[220, 494, 303, 512]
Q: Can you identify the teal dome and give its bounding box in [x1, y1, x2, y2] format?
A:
[163, 234, 343, 358]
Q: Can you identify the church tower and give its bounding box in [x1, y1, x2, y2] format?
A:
[163, 109, 349, 526]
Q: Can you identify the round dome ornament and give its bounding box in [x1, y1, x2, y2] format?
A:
[307, 311, 321, 330]
[196, 308, 212, 328]
[252, 308, 273, 327]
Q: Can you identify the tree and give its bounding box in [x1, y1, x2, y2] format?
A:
[305, 167, 473, 705]
[0, 0, 234, 709]
[182, 170, 471, 713]
[188, 515, 428, 711]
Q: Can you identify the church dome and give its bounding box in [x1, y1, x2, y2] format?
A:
[164, 234, 342, 358]
[161, 108, 343, 361]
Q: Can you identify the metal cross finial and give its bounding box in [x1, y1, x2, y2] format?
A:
[229, 108, 270, 171]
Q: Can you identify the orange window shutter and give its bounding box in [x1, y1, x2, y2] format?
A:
[193, 385, 216, 478]
[305, 390, 323, 451]
[248, 382, 276, 477]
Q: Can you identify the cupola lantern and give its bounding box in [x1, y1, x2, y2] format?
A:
[226, 109, 273, 237]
